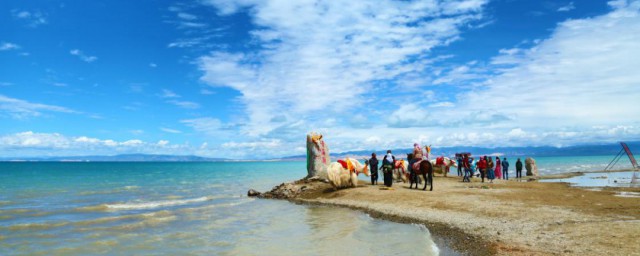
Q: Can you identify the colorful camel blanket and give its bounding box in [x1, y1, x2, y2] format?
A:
[337, 159, 354, 172]
[395, 160, 406, 173]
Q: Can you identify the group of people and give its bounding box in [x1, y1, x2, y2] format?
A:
[368, 143, 428, 187]
[458, 155, 525, 183]
[367, 143, 528, 187]
[367, 150, 397, 187]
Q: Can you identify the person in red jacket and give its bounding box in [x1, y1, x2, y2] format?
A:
[477, 156, 487, 183]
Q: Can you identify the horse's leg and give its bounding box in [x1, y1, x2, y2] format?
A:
[409, 172, 413, 189]
[422, 172, 427, 190]
[429, 167, 433, 191]
[410, 172, 416, 189]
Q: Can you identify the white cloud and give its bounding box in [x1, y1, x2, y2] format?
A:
[557, 2, 575, 12]
[0, 94, 78, 119]
[181, 117, 226, 137]
[178, 12, 197, 20]
[160, 89, 180, 98]
[221, 139, 281, 149]
[11, 9, 47, 27]
[70, 49, 97, 63]
[0, 132, 204, 157]
[116, 0, 639, 159]
[167, 100, 200, 109]
[0, 42, 20, 51]
[160, 127, 182, 134]
[461, 0, 640, 129]
[429, 102, 455, 108]
[158, 89, 200, 109]
[198, 0, 488, 136]
[200, 88, 215, 95]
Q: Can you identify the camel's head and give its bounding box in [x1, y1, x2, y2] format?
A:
[309, 133, 323, 148]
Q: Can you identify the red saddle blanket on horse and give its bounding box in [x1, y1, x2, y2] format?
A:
[412, 160, 424, 172]
[436, 157, 444, 165]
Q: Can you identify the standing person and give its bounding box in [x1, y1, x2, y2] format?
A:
[487, 157, 495, 183]
[369, 153, 379, 185]
[382, 150, 395, 187]
[495, 157, 502, 179]
[457, 156, 463, 177]
[470, 157, 477, 178]
[462, 154, 471, 182]
[516, 158, 523, 179]
[502, 157, 510, 180]
[477, 156, 487, 183]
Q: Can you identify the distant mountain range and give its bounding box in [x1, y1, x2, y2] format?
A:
[279, 141, 640, 160]
[2, 142, 639, 162]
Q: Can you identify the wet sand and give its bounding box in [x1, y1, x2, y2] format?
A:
[261, 173, 640, 255]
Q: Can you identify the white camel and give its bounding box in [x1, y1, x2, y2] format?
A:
[392, 159, 409, 183]
[327, 158, 370, 189]
[430, 157, 457, 177]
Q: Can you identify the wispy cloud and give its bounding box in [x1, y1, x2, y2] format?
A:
[198, 0, 488, 137]
[11, 9, 47, 27]
[160, 127, 182, 134]
[0, 94, 78, 119]
[167, 5, 207, 29]
[160, 89, 180, 98]
[185, 0, 640, 158]
[177, 12, 198, 20]
[557, 2, 575, 12]
[460, 0, 640, 128]
[0, 42, 20, 51]
[167, 100, 200, 109]
[158, 89, 200, 109]
[70, 49, 97, 63]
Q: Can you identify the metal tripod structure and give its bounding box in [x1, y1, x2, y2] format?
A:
[604, 142, 639, 184]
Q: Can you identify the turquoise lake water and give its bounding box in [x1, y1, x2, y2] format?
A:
[0, 155, 633, 255]
[0, 162, 439, 255]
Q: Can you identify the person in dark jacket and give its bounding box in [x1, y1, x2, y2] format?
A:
[515, 158, 523, 178]
[382, 150, 395, 187]
[502, 157, 510, 180]
[369, 153, 379, 185]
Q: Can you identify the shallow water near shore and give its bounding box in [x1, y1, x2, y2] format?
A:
[0, 162, 440, 255]
[540, 171, 639, 188]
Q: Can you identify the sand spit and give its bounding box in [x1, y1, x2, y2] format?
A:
[256, 174, 640, 255]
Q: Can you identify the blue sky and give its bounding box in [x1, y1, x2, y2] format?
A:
[1, 0, 639, 159]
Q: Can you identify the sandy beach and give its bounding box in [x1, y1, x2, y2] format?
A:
[259, 172, 640, 255]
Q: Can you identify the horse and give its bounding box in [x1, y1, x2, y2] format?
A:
[327, 158, 370, 189]
[392, 159, 409, 183]
[430, 157, 457, 177]
[410, 160, 433, 191]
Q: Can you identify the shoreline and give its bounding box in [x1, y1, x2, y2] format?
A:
[257, 170, 640, 255]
